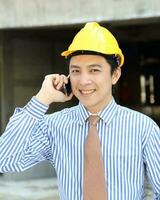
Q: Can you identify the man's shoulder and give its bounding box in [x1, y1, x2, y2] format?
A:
[45, 104, 79, 122]
[116, 105, 159, 137]
[117, 104, 154, 123]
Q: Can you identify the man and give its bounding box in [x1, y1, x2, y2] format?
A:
[0, 22, 160, 200]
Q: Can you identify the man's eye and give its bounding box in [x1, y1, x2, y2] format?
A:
[91, 69, 100, 72]
[71, 69, 79, 73]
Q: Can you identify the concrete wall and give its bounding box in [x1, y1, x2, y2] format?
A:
[0, 0, 160, 29]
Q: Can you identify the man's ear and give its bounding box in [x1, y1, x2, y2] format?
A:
[112, 67, 121, 85]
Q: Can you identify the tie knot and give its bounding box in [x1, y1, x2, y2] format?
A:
[88, 115, 100, 126]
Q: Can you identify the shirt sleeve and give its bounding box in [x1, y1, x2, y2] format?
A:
[0, 96, 53, 173]
[143, 121, 160, 199]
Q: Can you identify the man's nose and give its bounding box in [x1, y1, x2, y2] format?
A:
[79, 74, 92, 86]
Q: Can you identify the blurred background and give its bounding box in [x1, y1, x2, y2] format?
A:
[0, 0, 160, 199]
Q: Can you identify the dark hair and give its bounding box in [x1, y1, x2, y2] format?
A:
[66, 50, 119, 74]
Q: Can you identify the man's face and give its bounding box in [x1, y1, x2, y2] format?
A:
[69, 54, 121, 113]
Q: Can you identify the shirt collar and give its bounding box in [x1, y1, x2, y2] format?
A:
[99, 98, 118, 125]
[77, 98, 118, 126]
[78, 102, 90, 125]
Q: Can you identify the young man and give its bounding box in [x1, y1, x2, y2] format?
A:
[0, 22, 160, 200]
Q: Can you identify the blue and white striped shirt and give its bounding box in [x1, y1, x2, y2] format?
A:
[0, 97, 160, 200]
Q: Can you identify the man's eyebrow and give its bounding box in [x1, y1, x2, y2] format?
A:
[70, 65, 80, 68]
[70, 64, 102, 68]
[88, 64, 102, 68]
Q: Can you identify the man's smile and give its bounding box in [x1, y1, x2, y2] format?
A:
[79, 89, 96, 96]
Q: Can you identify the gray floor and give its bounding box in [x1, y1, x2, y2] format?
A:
[0, 178, 59, 200]
[0, 177, 153, 200]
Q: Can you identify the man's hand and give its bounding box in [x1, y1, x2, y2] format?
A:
[36, 74, 73, 105]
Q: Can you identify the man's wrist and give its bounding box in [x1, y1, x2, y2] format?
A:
[35, 92, 52, 106]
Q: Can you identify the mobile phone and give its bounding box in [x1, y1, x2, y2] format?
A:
[62, 77, 72, 96]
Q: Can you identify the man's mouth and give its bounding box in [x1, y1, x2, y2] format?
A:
[79, 89, 96, 95]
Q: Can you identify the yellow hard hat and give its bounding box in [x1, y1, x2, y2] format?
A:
[61, 22, 124, 67]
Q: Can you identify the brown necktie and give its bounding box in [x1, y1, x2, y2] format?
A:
[83, 115, 107, 200]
